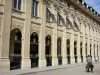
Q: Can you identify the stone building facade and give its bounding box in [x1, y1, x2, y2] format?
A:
[0, 0, 100, 70]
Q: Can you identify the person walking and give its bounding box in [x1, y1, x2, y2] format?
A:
[86, 55, 94, 72]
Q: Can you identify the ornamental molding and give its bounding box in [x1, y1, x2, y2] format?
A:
[85, 38, 88, 42]
[66, 33, 71, 39]
[74, 35, 77, 41]
[11, 21, 24, 33]
[43, 0, 69, 14]
[45, 27, 53, 36]
[80, 37, 83, 42]
[31, 24, 40, 35]
[43, 0, 53, 7]
[57, 31, 63, 38]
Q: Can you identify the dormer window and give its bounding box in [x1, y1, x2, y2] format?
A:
[88, 6, 91, 11]
[92, 8, 95, 13]
[84, 2, 87, 7]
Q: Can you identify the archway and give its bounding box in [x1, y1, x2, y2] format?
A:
[45, 35, 52, 66]
[74, 41, 77, 63]
[67, 39, 70, 64]
[57, 37, 62, 65]
[30, 32, 39, 68]
[80, 42, 83, 62]
[9, 28, 22, 70]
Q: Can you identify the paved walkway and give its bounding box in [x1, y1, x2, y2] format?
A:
[23, 62, 100, 75]
[29, 63, 100, 75]
[0, 62, 100, 75]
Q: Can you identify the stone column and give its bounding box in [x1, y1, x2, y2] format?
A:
[70, 31, 75, 64]
[83, 36, 86, 62]
[0, 0, 12, 70]
[21, 0, 31, 69]
[95, 41, 97, 61]
[52, 23, 58, 66]
[62, 27, 67, 65]
[87, 38, 90, 56]
[87, 25, 90, 56]
[98, 41, 100, 61]
[91, 39, 95, 61]
[77, 33, 81, 63]
[82, 20, 86, 62]
[38, 0, 46, 67]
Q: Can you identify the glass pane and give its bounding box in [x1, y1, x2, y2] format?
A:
[18, 0, 21, 10]
[32, 0, 35, 15]
[13, 0, 17, 9]
[32, 0, 38, 16]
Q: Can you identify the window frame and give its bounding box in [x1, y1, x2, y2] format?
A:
[32, 0, 39, 16]
[12, 0, 21, 10]
[57, 13, 62, 25]
[46, 7, 53, 22]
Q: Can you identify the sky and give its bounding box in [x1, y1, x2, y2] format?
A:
[84, 0, 100, 14]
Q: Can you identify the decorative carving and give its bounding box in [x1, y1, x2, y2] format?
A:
[45, 27, 53, 36]
[57, 30, 63, 38]
[31, 24, 40, 35]
[66, 33, 71, 39]
[74, 35, 77, 41]
[43, 0, 53, 6]
[11, 21, 24, 32]
[85, 38, 88, 42]
[80, 37, 83, 42]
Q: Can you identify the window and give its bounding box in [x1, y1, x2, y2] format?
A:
[46, 8, 52, 22]
[57, 13, 62, 25]
[12, 0, 21, 10]
[66, 18, 71, 28]
[32, 0, 38, 16]
[84, 2, 87, 7]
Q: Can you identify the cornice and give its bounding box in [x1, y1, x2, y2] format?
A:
[68, 0, 100, 24]
[43, 0, 100, 25]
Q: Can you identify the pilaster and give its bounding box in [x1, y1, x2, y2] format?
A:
[0, 0, 12, 70]
[87, 38, 90, 55]
[83, 35, 86, 62]
[38, 1, 46, 67]
[77, 33, 81, 63]
[21, 0, 31, 69]
[70, 31, 75, 64]
[52, 23, 58, 66]
[91, 39, 95, 61]
[95, 41, 97, 61]
[62, 27, 67, 65]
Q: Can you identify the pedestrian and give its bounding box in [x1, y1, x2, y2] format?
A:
[86, 55, 94, 72]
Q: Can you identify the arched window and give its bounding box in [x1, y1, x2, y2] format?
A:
[9, 28, 22, 70]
